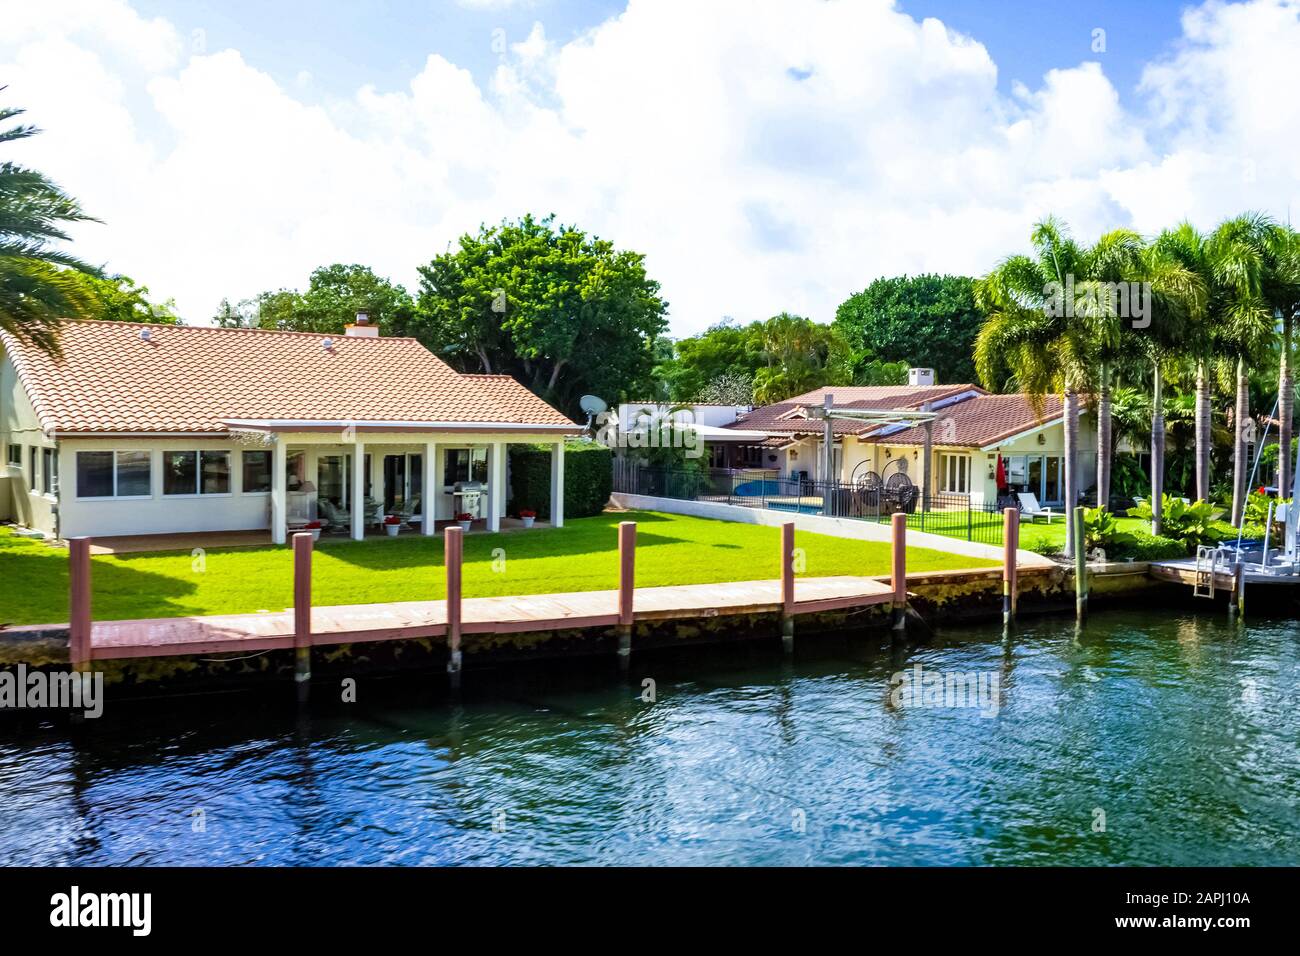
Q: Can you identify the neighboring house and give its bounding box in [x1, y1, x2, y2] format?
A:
[717, 378, 1097, 509]
[612, 402, 769, 464]
[0, 319, 580, 542]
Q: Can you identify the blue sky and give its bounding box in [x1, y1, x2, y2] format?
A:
[6, 0, 1298, 333]
[127, 0, 1197, 107]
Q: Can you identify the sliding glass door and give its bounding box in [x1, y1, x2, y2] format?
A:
[383, 454, 423, 515]
[1004, 454, 1064, 506]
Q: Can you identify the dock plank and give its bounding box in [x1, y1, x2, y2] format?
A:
[84, 575, 896, 661]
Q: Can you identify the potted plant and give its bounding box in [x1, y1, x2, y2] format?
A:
[383, 514, 402, 537]
[519, 508, 536, 529]
[304, 519, 322, 542]
[456, 511, 474, 532]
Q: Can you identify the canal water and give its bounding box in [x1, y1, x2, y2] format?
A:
[1, 606, 1297, 866]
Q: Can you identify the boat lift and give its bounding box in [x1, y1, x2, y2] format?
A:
[1183, 401, 1300, 600]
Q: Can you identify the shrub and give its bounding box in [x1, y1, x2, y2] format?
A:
[509, 441, 612, 519]
[1109, 529, 1186, 561]
[1126, 495, 1219, 551]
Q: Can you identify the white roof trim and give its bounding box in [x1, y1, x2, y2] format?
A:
[979, 416, 1066, 452]
[218, 419, 580, 432]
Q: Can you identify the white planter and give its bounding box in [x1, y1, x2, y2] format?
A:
[458, 520, 472, 532]
[309, 528, 321, 542]
[384, 524, 400, 537]
[521, 516, 535, 528]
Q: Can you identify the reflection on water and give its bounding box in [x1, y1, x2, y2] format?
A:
[1, 607, 1297, 866]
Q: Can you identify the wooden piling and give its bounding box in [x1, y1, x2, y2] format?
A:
[780, 522, 795, 652]
[891, 512, 907, 634]
[1073, 506, 1088, 621]
[68, 537, 92, 671]
[292, 532, 313, 703]
[1002, 507, 1018, 626]
[445, 525, 464, 688]
[1234, 559, 1246, 619]
[617, 521, 636, 669]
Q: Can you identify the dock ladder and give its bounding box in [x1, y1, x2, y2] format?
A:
[1193, 545, 1228, 598]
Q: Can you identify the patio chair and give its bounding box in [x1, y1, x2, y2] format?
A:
[1017, 492, 1056, 524]
[317, 498, 350, 530]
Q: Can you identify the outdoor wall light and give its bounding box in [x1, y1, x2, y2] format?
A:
[1037, 433, 1046, 445]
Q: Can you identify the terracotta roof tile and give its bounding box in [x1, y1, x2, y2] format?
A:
[1, 320, 577, 434]
[728, 384, 985, 437]
[879, 394, 1064, 448]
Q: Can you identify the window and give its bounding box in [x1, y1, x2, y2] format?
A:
[443, 448, 487, 485]
[28, 446, 37, 491]
[76, 450, 153, 498]
[164, 450, 231, 495]
[939, 453, 971, 495]
[42, 448, 57, 495]
[6, 444, 20, 467]
[243, 450, 272, 493]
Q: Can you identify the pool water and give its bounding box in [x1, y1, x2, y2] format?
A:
[1, 606, 1296, 865]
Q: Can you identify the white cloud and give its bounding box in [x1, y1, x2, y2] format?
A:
[2, 0, 1298, 335]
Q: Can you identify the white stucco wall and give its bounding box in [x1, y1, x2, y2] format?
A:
[1, 349, 57, 535]
[52, 430, 557, 539]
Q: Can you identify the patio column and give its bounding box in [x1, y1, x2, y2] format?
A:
[487, 440, 505, 532]
[351, 439, 365, 540]
[422, 441, 437, 535]
[550, 441, 565, 528]
[271, 437, 287, 545]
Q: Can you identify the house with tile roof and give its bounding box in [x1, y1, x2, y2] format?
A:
[716, 379, 1096, 509]
[0, 318, 580, 542]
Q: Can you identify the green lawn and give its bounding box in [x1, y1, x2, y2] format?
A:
[0, 510, 996, 626]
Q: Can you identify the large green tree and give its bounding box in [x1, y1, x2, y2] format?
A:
[411, 215, 668, 415]
[71, 273, 181, 324]
[216, 263, 413, 334]
[833, 274, 983, 384]
[0, 101, 100, 353]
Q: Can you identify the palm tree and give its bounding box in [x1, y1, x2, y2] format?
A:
[1262, 224, 1300, 498]
[0, 98, 100, 353]
[975, 217, 1092, 557]
[1078, 229, 1145, 510]
[1137, 234, 1206, 534]
[1209, 214, 1275, 524]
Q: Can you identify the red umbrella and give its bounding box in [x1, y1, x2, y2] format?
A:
[996, 455, 1007, 490]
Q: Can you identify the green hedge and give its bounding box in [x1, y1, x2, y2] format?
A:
[509, 441, 611, 519]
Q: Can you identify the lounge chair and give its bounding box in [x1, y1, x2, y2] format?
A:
[317, 498, 350, 530]
[1017, 492, 1056, 524]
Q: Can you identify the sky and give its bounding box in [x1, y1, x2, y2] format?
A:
[3, 0, 1299, 336]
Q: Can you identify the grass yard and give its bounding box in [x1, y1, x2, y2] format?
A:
[0, 510, 996, 626]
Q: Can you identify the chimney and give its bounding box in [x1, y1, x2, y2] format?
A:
[345, 310, 380, 338]
[908, 367, 936, 387]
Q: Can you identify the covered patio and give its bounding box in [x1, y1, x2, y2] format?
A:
[223, 421, 572, 545]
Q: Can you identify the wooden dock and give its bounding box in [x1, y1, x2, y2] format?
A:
[41, 512, 1033, 695]
[82, 575, 895, 662]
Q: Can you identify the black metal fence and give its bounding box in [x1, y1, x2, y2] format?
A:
[611, 461, 1005, 546]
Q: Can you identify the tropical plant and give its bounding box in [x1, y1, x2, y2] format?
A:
[0, 99, 101, 352]
[1082, 507, 1120, 551]
[1126, 495, 1218, 551]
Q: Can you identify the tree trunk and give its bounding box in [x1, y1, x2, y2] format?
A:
[1231, 357, 1249, 525]
[1151, 363, 1165, 536]
[547, 357, 567, 393]
[1096, 362, 1111, 510]
[1063, 389, 1079, 558]
[1195, 359, 1211, 502]
[1279, 311, 1293, 499]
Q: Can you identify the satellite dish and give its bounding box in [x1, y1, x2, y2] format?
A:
[579, 394, 608, 432]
